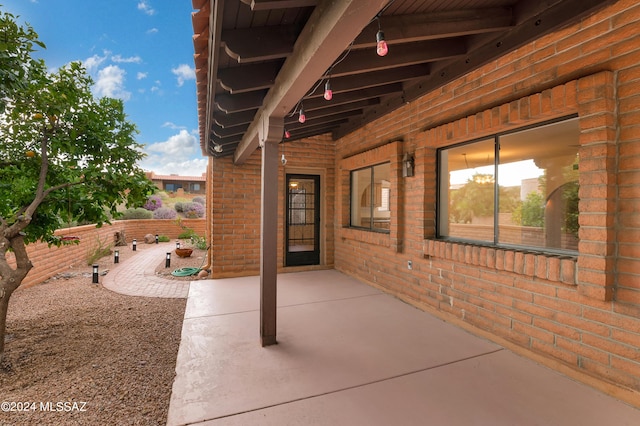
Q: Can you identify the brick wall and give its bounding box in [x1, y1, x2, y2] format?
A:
[5, 219, 205, 288]
[209, 135, 336, 278]
[333, 0, 640, 396]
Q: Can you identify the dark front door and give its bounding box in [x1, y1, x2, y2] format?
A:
[285, 174, 320, 266]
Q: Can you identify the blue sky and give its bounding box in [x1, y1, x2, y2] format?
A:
[3, 0, 206, 176]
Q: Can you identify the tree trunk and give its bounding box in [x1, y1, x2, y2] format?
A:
[0, 235, 32, 363]
[0, 288, 10, 365]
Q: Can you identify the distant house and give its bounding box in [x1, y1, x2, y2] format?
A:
[145, 172, 206, 194]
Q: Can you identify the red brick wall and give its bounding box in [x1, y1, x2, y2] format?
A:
[6, 219, 205, 288]
[209, 135, 336, 278]
[333, 0, 640, 395]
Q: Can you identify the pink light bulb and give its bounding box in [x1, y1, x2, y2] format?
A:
[284, 130, 291, 138]
[298, 108, 306, 124]
[324, 81, 333, 101]
[376, 30, 388, 57]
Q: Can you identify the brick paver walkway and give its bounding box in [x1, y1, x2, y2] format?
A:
[102, 243, 190, 298]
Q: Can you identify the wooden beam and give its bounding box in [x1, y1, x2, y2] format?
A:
[258, 116, 284, 347]
[218, 61, 282, 94]
[222, 25, 298, 63]
[213, 109, 257, 128]
[215, 90, 268, 113]
[353, 7, 514, 48]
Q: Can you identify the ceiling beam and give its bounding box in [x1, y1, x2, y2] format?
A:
[234, 0, 391, 164]
[353, 7, 514, 48]
[218, 61, 283, 94]
[222, 25, 298, 63]
[215, 90, 268, 113]
[213, 109, 257, 128]
[329, 39, 466, 77]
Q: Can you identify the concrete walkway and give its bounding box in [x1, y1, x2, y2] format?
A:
[167, 270, 640, 426]
[102, 243, 190, 298]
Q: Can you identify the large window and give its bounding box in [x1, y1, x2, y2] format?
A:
[351, 163, 391, 232]
[438, 117, 579, 252]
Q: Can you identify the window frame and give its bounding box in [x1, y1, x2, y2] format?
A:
[436, 115, 579, 256]
[350, 162, 391, 233]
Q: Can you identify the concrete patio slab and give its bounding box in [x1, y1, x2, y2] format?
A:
[167, 270, 640, 426]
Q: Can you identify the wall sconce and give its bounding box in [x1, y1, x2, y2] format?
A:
[402, 152, 414, 177]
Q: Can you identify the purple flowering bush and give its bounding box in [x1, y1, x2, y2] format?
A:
[153, 207, 177, 219]
[143, 194, 163, 211]
[183, 202, 205, 218]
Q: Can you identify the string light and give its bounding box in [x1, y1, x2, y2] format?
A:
[376, 17, 388, 57]
[323, 80, 333, 101]
[284, 129, 291, 139]
[298, 105, 306, 123]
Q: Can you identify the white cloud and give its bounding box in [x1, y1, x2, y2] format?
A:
[145, 130, 197, 157]
[140, 130, 206, 175]
[112, 55, 142, 64]
[137, 72, 148, 80]
[146, 28, 159, 35]
[94, 65, 131, 101]
[171, 64, 195, 87]
[83, 52, 109, 73]
[162, 122, 185, 130]
[137, 1, 156, 15]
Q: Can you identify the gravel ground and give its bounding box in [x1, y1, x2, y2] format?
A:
[0, 244, 204, 425]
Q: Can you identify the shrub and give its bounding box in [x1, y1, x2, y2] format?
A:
[174, 201, 185, 212]
[183, 202, 205, 218]
[153, 207, 177, 219]
[121, 207, 153, 220]
[86, 235, 113, 265]
[192, 196, 205, 205]
[143, 194, 163, 211]
[158, 235, 170, 242]
[190, 234, 208, 250]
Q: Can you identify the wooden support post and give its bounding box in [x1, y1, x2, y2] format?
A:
[259, 116, 283, 346]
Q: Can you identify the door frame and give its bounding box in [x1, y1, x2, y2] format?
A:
[285, 173, 321, 266]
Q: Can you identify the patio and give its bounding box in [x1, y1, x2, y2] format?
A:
[167, 270, 640, 425]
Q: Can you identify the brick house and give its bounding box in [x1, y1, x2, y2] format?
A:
[191, 0, 640, 404]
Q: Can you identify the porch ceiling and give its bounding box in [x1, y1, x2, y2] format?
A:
[191, 0, 614, 163]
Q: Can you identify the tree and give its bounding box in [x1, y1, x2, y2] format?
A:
[0, 12, 155, 362]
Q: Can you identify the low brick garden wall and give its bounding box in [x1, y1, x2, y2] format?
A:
[5, 219, 205, 288]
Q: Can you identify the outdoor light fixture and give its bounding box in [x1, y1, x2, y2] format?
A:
[92, 264, 99, 284]
[323, 80, 333, 101]
[132, 239, 137, 251]
[214, 143, 223, 153]
[284, 129, 291, 139]
[155, 234, 159, 244]
[402, 152, 415, 177]
[114, 250, 119, 264]
[376, 17, 388, 57]
[166, 252, 171, 268]
[281, 154, 287, 166]
[176, 241, 181, 249]
[298, 105, 306, 123]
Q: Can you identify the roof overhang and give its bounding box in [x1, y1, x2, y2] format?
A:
[192, 0, 615, 163]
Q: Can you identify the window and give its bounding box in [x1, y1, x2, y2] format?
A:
[438, 117, 579, 252]
[351, 163, 391, 231]
[192, 183, 201, 191]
